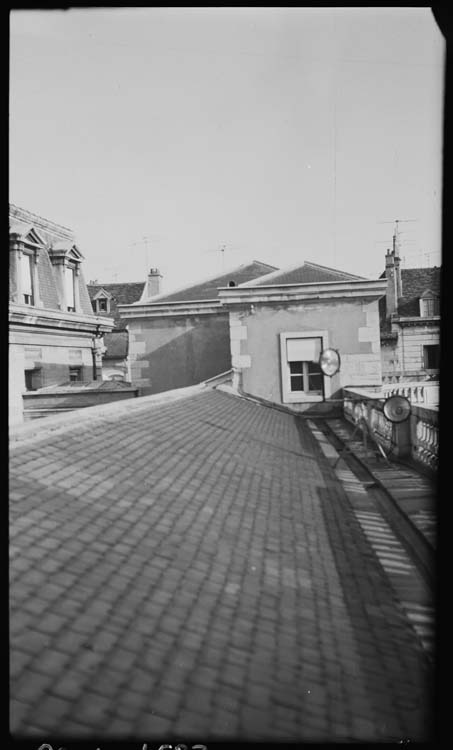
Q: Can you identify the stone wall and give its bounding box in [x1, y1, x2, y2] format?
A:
[9, 329, 97, 425]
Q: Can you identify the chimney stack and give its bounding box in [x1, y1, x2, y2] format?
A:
[147, 268, 162, 299]
[392, 223, 403, 300]
[385, 249, 400, 319]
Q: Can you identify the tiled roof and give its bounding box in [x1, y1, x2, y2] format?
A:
[87, 282, 146, 325]
[9, 388, 432, 739]
[146, 261, 278, 304]
[379, 266, 441, 319]
[35, 379, 135, 393]
[103, 330, 129, 360]
[241, 261, 366, 287]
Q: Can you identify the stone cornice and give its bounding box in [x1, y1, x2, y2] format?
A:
[218, 278, 388, 306]
[9, 303, 115, 333]
[118, 299, 223, 319]
[392, 315, 441, 327]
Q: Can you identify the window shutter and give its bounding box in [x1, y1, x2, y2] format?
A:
[65, 267, 75, 309]
[20, 254, 33, 297]
[286, 337, 321, 363]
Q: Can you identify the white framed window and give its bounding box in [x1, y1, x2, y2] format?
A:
[280, 331, 330, 403]
[419, 295, 439, 317]
[65, 266, 76, 311]
[20, 252, 34, 305]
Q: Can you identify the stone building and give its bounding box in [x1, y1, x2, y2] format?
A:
[379, 249, 441, 383]
[118, 261, 277, 395]
[218, 261, 387, 413]
[9, 204, 114, 425]
[87, 279, 146, 381]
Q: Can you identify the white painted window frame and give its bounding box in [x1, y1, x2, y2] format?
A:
[280, 330, 331, 403]
[19, 250, 34, 305]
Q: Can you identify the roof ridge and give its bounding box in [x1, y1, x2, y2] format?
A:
[303, 260, 365, 279]
[238, 261, 304, 287]
[136, 260, 274, 303]
[9, 204, 74, 239]
[402, 266, 442, 273]
[250, 260, 279, 271]
[87, 282, 145, 288]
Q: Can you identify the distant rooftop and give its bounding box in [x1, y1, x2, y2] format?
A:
[379, 265, 441, 320]
[144, 261, 278, 304]
[87, 282, 146, 325]
[33, 379, 135, 393]
[240, 261, 367, 287]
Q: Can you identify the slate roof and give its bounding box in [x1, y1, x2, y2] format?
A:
[9, 205, 94, 316]
[145, 261, 278, 304]
[240, 261, 366, 287]
[379, 266, 441, 321]
[103, 330, 129, 360]
[87, 282, 146, 326]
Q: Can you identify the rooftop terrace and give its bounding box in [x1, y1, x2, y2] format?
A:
[9, 385, 434, 741]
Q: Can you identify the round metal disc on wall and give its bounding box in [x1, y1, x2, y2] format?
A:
[383, 394, 411, 423]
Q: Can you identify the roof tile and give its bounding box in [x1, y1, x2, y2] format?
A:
[87, 283, 146, 325]
[244, 261, 366, 287]
[147, 261, 278, 303]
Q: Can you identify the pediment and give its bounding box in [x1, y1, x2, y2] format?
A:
[49, 242, 84, 261]
[25, 227, 47, 246]
[10, 222, 46, 246]
[420, 289, 438, 299]
[92, 288, 113, 301]
[68, 244, 84, 262]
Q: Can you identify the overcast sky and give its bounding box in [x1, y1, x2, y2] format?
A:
[10, 7, 444, 292]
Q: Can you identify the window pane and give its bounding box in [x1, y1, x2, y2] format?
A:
[308, 373, 323, 392]
[290, 375, 304, 391]
[286, 337, 321, 362]
[69, 367, 82, 382]
[20, 254, 33, 297]
[307, 361, 322, 374]
[423, 345, 440, 369]
[289, 361, 303, 374]
[65, 268, 75, 309]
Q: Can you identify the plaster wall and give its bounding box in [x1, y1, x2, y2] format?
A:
[9, 328, 96, 424]
[128, 313, 231, 395]
[230, 299, 382, 411]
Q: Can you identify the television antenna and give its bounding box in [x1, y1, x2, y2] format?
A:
[204, 244, 230, 270]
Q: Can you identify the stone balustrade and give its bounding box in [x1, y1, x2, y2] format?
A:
[343, 387, 438, 474]
[382, 380, 439, 408]
[411, 404, 439, 472]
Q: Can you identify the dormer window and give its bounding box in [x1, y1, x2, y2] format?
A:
[419, 290, 439, 317]
[91, 290, 112, 314]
